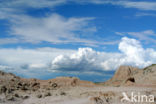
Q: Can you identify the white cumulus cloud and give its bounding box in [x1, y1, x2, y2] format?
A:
[51, 37, 156, 72]
[51, 48, 102, 72]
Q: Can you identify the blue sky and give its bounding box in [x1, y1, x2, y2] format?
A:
[0, 0, 156, 82]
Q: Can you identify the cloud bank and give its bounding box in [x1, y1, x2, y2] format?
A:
[0, 37, 156, 75]
[51, 37, 156, 72]
[0, 47, 75, 70]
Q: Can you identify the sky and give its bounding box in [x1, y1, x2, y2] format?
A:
[0, 0, 156, 82]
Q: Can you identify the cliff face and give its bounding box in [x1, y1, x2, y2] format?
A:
[103, 64, 156, 87]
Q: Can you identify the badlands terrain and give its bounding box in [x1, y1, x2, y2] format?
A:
[0, 64, 156, 104]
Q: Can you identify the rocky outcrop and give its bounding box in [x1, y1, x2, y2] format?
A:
[102, 66, 139, 86]
[112, 66, 139, 80]
[103, 64, 156, 87]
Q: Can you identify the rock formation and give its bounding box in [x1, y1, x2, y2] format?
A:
[103, 64, 156, 87]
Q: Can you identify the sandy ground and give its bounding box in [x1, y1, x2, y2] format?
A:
[1, 86, 155, 104]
